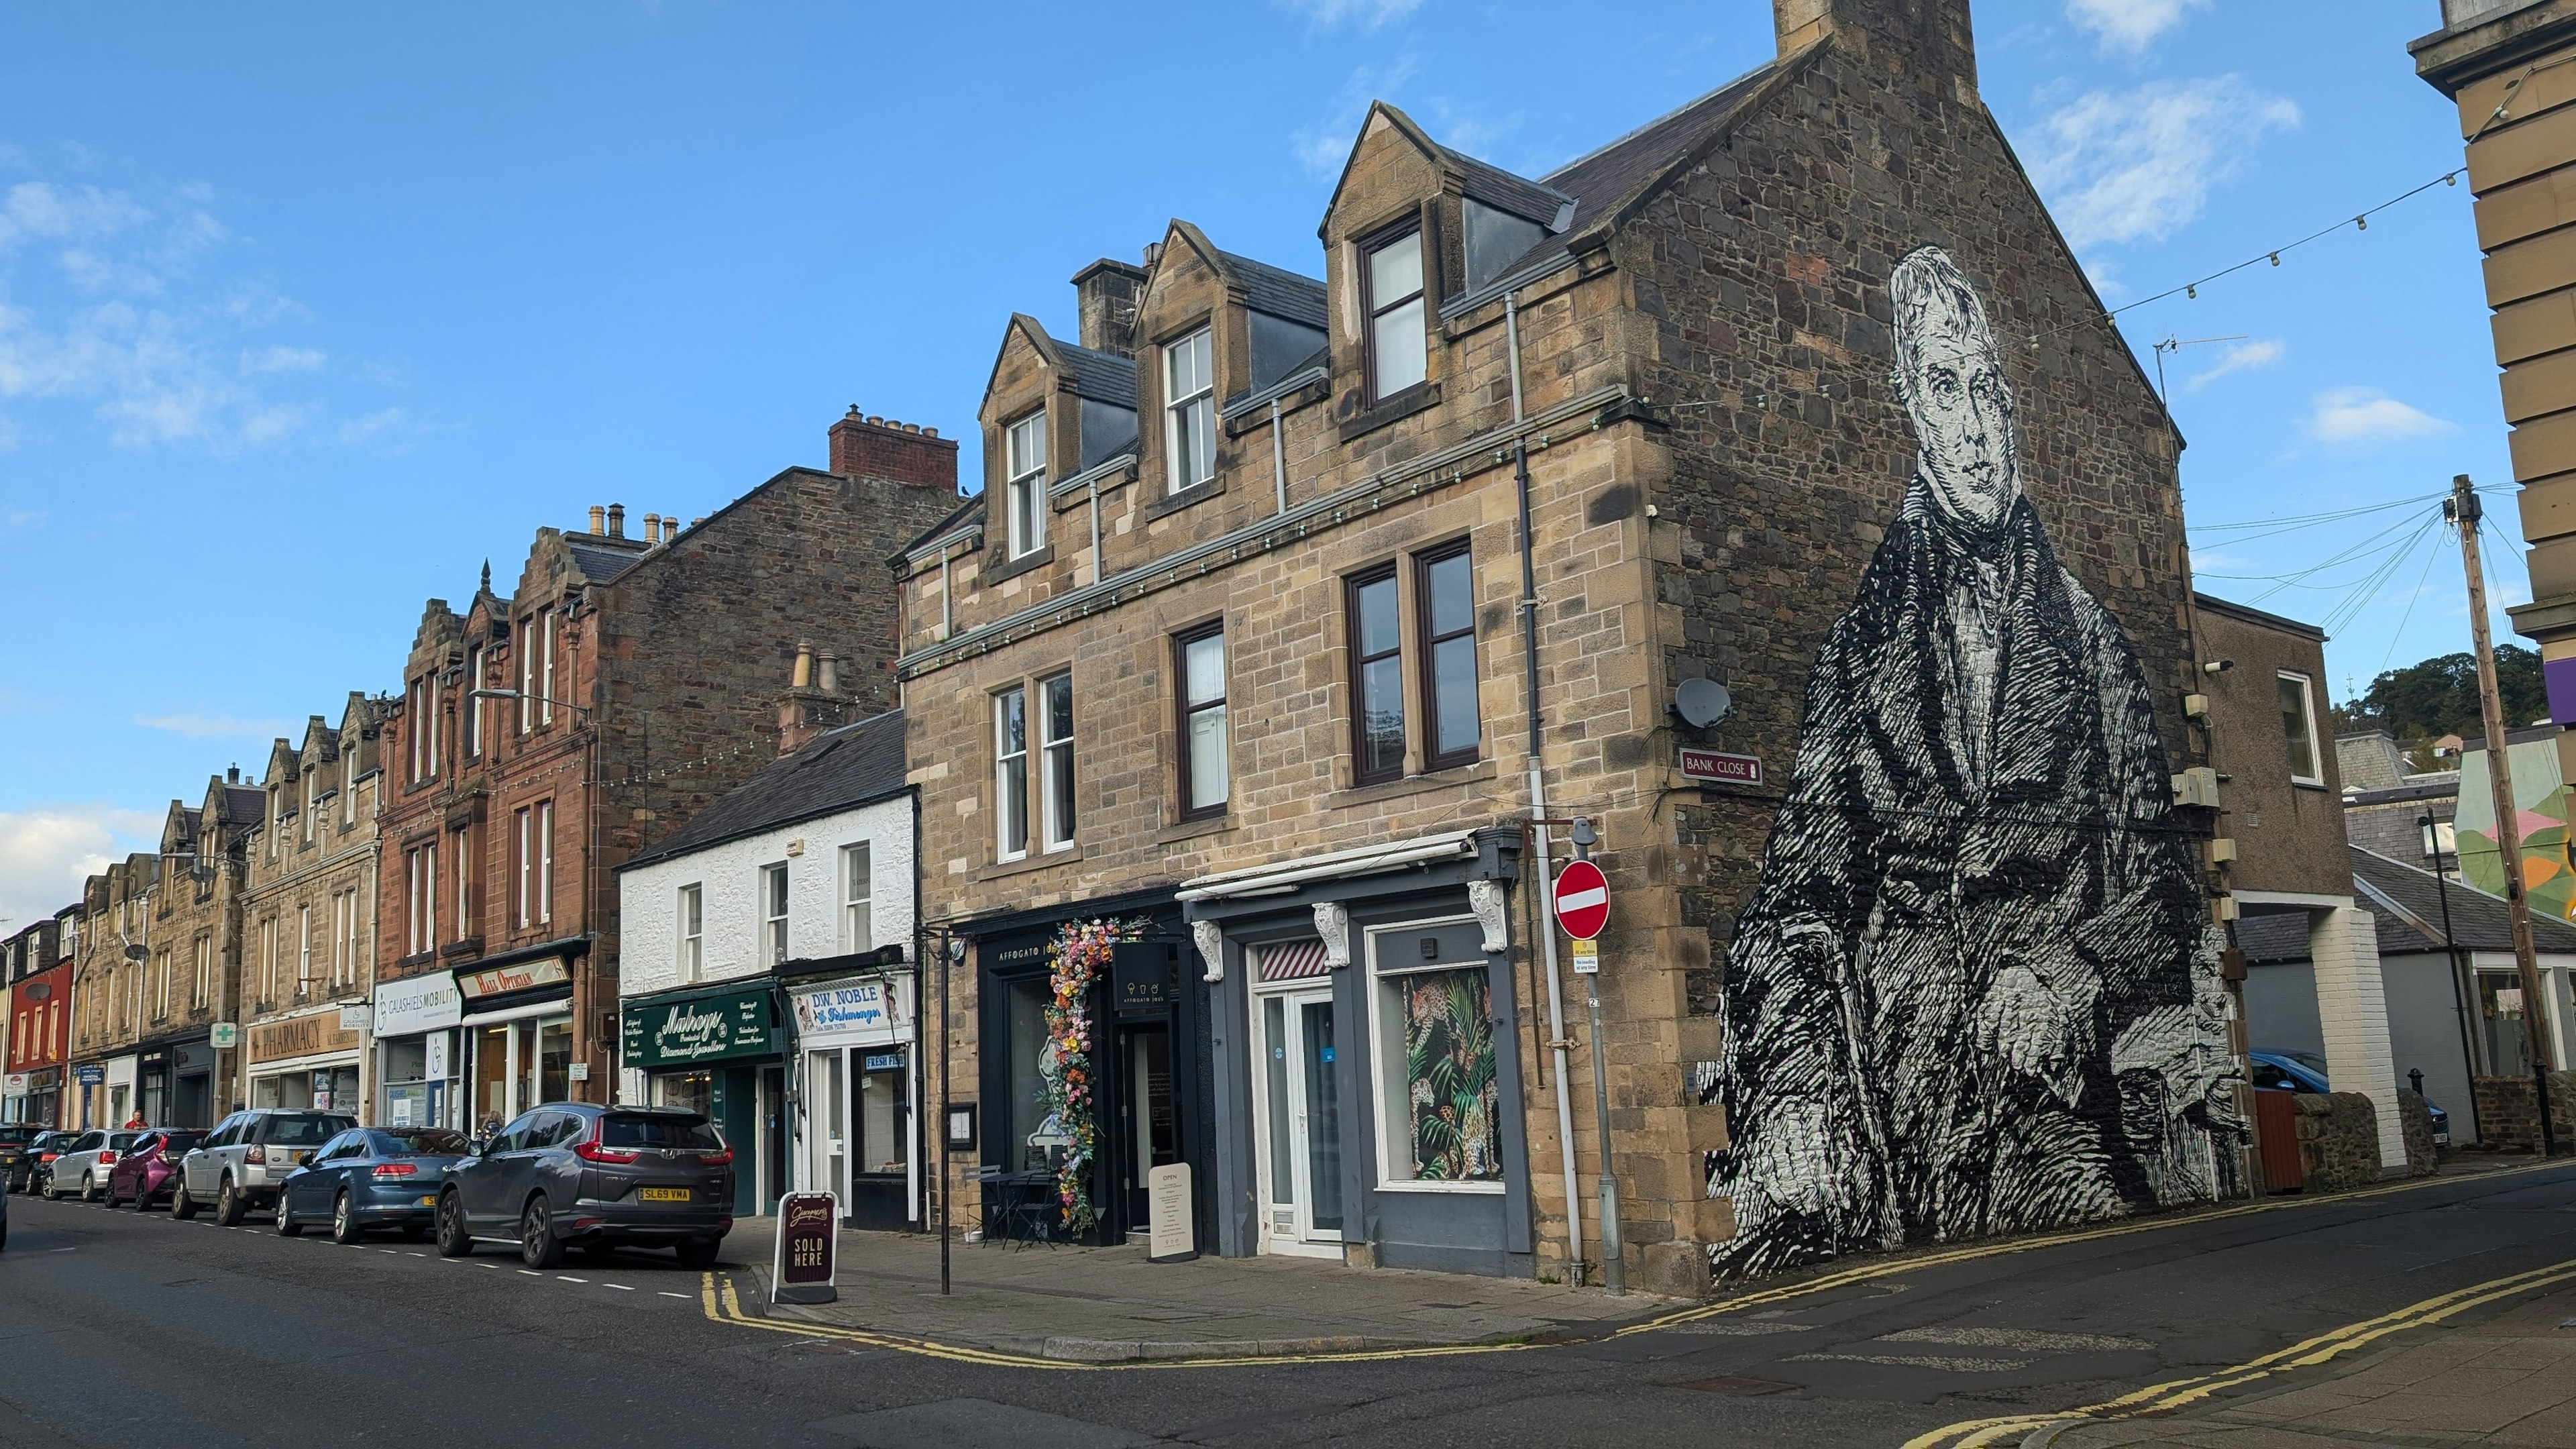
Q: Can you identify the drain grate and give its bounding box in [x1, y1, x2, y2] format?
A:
[1668, 1374, 1801, 1396]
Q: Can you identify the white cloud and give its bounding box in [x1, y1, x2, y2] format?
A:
[0, 804, 160, 928]
[136, 712, 294, 739]
[2188, 548, 2243, 572]
[1293, 58, 1419, 178]
[335, 406, 409, 447]
[2027, 76, 2300, 250]
[1277, 0, 1421, 31]
[0, 169, 345, 455]
[2186, 338, 2283, 391]
[2307, 386, 2455, 445]
[2066, 0, 2208, 54]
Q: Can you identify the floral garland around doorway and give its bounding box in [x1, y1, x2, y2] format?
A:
[1040, 916, 1147, 1236]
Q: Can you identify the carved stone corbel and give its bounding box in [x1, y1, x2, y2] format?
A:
[1468, 879, 1510, 955]
[1313, 902, 1351, 970]
[1191, 919, 1224, 983]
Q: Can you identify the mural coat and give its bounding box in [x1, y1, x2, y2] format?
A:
[1711, 247, 2243, 1278]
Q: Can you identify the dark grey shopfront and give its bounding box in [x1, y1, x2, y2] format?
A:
[1184, 828, 1533, 1277]
[971, 890, 1211, 1248]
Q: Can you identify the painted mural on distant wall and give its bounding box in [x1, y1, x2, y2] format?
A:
[1709, 246, 2245, 1278]
[2454, 739, 2576, 920]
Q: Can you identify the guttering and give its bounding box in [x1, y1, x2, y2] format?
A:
[900, 384, 1632, 680]
[1176, 830, 1479, 902]
[1220, 364, 1329, 423]
[1044, 452, 1139, 506]
[901, 522, 983, 569]
[1440, 249, 1580, 324]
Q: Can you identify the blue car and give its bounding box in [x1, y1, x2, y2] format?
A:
[276, 1127, 472, 1244]
[2250, 1049, 2452, 1148]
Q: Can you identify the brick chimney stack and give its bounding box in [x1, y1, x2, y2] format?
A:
[1071, 258, 1148, 358]
[1774, 0, 1976, 94]
[777, 639, 846, 755]
[827, 407, 960, 493]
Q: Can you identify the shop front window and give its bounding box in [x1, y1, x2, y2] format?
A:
[1004, 975, 1053, 1173]
[1371, 940, 1501, 1185]
[858, 1048, 908, 1175]
[653, 1069, 714, 1119]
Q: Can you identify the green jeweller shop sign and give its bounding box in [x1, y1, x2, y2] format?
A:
[623, 986, 779, 1069]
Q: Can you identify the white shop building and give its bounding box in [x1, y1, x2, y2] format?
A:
[614, 710, 919, 1226]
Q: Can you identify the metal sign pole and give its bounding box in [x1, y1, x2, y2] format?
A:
[1570, 818, 1623, 1295]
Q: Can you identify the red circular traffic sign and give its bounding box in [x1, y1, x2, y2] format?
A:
[1553, 859, 1609, 941]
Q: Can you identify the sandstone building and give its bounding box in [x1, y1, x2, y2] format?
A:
[904, 0, 2241, 1292]
[370, 411, 956, 1134]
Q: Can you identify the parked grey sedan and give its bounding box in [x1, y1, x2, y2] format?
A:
[435, 1104, 734, 1270]
[276, 1128, 470, 1244]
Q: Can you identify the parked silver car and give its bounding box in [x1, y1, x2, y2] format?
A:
[44, 1129, 148, 1201]
[174, 1109, 354, 1224]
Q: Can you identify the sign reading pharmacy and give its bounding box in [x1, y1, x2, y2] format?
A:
[622, 985, 780, 1069]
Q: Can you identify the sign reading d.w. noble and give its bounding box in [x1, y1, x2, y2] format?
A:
[620, 986, 779, 1069]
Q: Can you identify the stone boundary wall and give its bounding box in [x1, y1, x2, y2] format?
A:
[2296, 1091, 2385, 1191]
[2472, 1071, 2576, 1151]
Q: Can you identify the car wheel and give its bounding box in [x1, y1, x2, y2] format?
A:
[331, 1191, 364, 1246]
[434, 1191, 472, 1258]
[172, 1179, 199, 1220]
[215, 1178, 245, 1226]
[103, 1177, 121, 1209]
[519, 1195, 564, 1270]
[80, 1173, 99, 1203]
[274, 1193, 303, 1236]
[674, 1238, 721, 1270]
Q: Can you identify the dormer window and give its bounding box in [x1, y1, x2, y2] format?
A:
[1362, 224, 1428, 402]
[1163, 327, 1216, 494]
[1006, 409, 1049, 558]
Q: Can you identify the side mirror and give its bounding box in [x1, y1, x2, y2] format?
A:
[468, 1137, 490, 1158]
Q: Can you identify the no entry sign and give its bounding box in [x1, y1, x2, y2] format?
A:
[1554, 859, 1610, 941]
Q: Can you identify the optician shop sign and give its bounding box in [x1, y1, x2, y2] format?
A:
[621, 985, 779, 1069]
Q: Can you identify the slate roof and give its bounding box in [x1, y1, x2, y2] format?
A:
[1217, 250, 1328, 330]
[1057, 340, 1139, 410]
[2237, 845, 2576, 961]
[220, 786, 265, 829]
[619, 709, 908, 872]
[567, 538, 649, 584]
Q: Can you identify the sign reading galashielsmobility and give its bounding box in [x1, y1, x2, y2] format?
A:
[621, 986, 778, 1069]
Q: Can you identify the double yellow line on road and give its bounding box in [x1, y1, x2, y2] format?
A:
[698, 1157, 2571, 1374]
[1902, 1254, 2576, 1448]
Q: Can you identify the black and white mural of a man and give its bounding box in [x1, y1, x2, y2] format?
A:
[1711, 245, 2242, 1278]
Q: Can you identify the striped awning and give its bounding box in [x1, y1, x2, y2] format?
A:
[1256, 938, 1330, 982]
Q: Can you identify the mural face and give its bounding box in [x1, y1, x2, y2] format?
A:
[1709, 246, 2244, 1279]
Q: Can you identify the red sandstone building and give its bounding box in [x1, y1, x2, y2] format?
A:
[369, 411, 956, 1131]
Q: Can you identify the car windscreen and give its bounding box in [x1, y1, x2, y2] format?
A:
[157, 1133, 205, 1155]
[600, 1114, 724, 1151]
[376, 1130, 470, 1157]
[258, 1115, 354, 1146]
[0, 1126, 42, 1144]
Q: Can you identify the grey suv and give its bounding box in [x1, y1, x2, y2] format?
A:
[175, 1108, 355, 1224]
[435, 1104, 734, 1269]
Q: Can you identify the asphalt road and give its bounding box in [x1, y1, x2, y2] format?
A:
[3, 1163, 2573, 1448]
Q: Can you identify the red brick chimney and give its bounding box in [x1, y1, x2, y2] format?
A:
[828, 407, 960, 492]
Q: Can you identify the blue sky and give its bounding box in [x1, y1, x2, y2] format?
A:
[0, 0, 2515, 922]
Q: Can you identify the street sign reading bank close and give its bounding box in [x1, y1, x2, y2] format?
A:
[1553, 860, 1609, 941]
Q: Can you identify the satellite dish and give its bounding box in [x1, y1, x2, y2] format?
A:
[1675, 677, 1732, 729]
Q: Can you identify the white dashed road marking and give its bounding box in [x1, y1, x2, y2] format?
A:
[659, 1291, 688, 1299]
[517, 1269, 543, 1277]
[605, 1283, 634, 1291]
[557, 1276, 586, 1283]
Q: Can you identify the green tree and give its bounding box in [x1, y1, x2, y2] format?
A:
[2332, 645, 2548, 739]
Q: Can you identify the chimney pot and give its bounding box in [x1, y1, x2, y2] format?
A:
[693, 516, 707, 529]
[643, 513, 661, 545]
[923, 427, 937, 439]
[818, 651, 841, 695]
[588, 504, 606, 535]
[792, 640, 814, 690]
[606, 503, 625, 538]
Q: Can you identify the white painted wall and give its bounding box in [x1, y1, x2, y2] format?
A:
[619, 793, 916, 1004]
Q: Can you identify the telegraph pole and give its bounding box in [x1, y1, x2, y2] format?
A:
[2449, 475, 2559, 1155]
